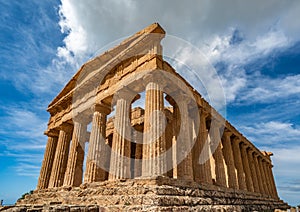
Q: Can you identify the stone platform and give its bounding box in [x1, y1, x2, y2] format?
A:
[3, 177, 288, 212]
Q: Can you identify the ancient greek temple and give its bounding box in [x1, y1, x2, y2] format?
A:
[16, 23, 288, 211]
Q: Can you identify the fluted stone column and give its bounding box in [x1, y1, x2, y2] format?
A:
[258, 156, 268, 195]
[253, 153, 265, 194]
[240, 143, 254, 192]
[231, 137, 247, 190]
[222, 131, 238, 189]
[172, 104, 180, 179]
[265, 163, 273, 197]
[142, 82, 166, 177]
[193, 109, 202, 183]
[109, 97, 131, 180]
[267, 163, 278, 198]
[134, 125, 143, 178]
[262, 160, 272, 196]
[176, 96, 193, 181]
[37, 130, 59, 189]
[63, 118, 88, 187]
[196, 111, 212, 184]
[248, 149, 260, 193]
[84, 104, 111, 183]
[165, 114, 173, 178]
[48, 123, 73, 188]
[211, 122, 227, 187]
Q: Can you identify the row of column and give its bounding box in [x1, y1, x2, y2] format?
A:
[198, 118, 279, 198]
[37, 82, 167, 189]
[37, 81, 278, 200]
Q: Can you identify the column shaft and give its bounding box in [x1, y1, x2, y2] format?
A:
[231, 138, 247, 190]
[165, 115, 173, 178]
[267, 163, 279, 198]
[222, 132, 238, 189]
[253, 154, 265, 194]
[211, 124, 227, 187]
[37, 132, 58, 189]
[142, 82, 166, 177]
[248, 150, 260, 193]
[176, 100, 193, 181]
[258, 157, 268, 195]
[172, 104, 179, 179]
[262, 160, 272, 196]
[109, 98, 131, 179]
[134, 125, 143, 178]
[197, 112, 212, 184]
[48, 123, 73, 188]
[84, 105, 110, 183]
[240, 144, 254, 192]
[63, 120, 87, 187]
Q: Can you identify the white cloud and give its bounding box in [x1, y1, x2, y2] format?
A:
[240, 121, 300, 146]
[54, 0, 300, 108]
[0, 106, 47, 177]
[238, 74, 300, 104]
[268, 146, 300, 206]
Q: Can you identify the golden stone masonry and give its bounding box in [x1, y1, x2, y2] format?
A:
[7, 23, 289, 211]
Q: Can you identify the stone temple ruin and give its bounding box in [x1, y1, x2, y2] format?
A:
[14, 23, 289, 211]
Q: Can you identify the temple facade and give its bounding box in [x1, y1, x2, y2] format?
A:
[16, 23, 288, 211]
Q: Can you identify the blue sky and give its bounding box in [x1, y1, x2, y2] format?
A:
[0, 0, 300, 206]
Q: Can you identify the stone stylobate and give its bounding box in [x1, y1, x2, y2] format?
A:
[15, 23, 288, 211]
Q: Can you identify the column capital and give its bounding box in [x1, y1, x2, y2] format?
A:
[143, 72, 167, 87]
[59, 122, 73, 132]
[92, 103, 111, 115]
[223, 130, 232, 138]
[232, 136, 241, 144]
[44, 129, 59, 137]
[240, 142, 249, 149]
[247, 148, 255, 154]
[73, 113, 90, 125]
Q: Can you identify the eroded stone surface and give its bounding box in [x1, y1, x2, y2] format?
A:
[9, 23, 289, 211]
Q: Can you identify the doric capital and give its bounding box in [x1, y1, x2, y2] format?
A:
[92, 103, 111, 115]
[199, 108, 209, 120]
[44, 129, 59, 137]
[240, 142, 249, 149]
[253, 151, 260, 158]
[113, 85, 138, 104]
[247, 148, 255, 154]
[73, 112, 90, 125]
[232, 136, 241, 144]
[59, 122, 73, 132]
[223, 130, 232, 138]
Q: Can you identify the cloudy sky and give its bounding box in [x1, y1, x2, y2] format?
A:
[1, 0, 300, 206]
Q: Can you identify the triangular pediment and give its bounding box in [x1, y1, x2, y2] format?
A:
[48, 23, 166, 111]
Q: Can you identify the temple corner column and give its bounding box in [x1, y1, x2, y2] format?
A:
[37, 129, 59, 190]
[48, 122, 73, 188]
